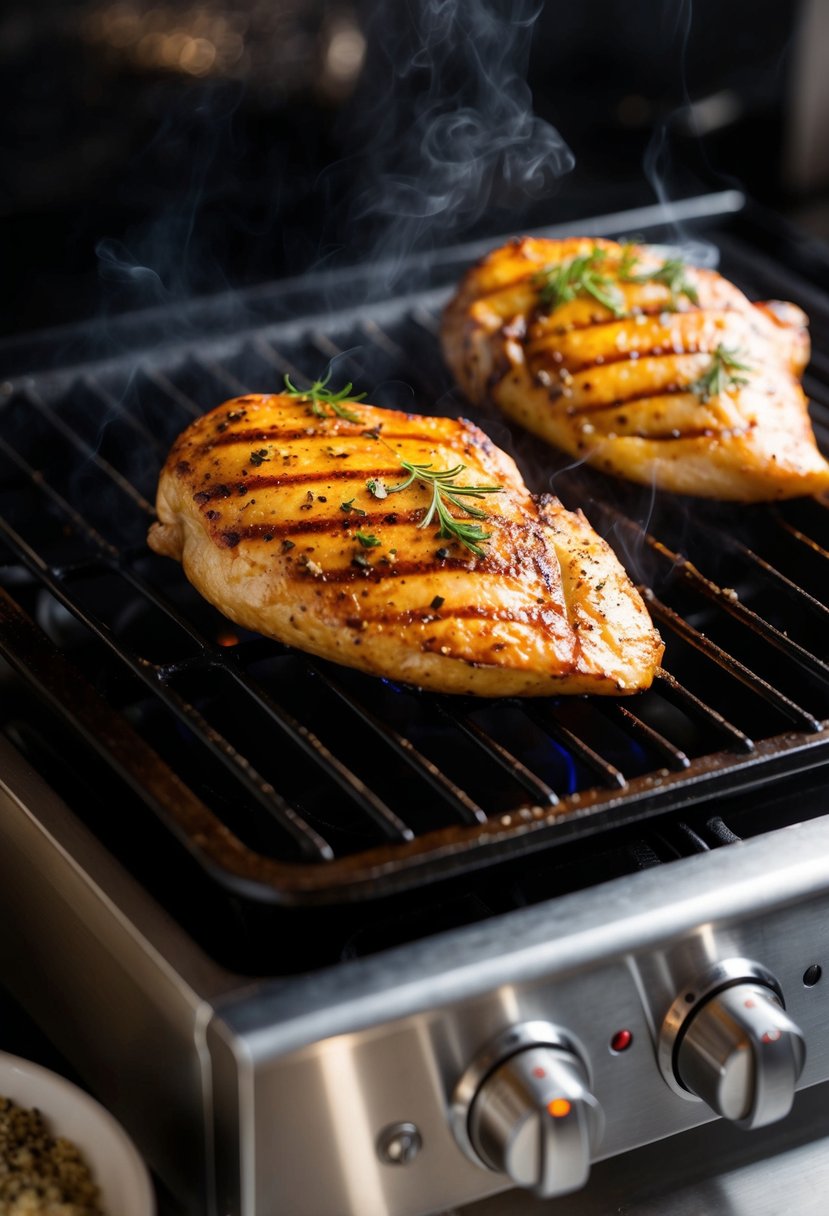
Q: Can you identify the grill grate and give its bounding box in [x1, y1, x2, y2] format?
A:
[2, 202, 829, 905]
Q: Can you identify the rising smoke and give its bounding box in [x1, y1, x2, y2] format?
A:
[327, 0, 575, 276]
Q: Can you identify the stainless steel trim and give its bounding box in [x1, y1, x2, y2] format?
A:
[4, 730, 829, 1215]
[0, 736, 237, 1210]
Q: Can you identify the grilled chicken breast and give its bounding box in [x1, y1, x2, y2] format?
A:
[148, 393, 663, 696]
[442, 236, 829, 500]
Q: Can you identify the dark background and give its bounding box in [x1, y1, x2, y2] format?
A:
[0, 0, 824, 339]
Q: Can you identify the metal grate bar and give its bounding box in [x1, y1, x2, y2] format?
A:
[411, 307, 441, 336]
[0, 431, 119, 560]
[523, 704, 627, 789]
[654, 669, 754, 752]
[647, 594, 821, 731]
[693, 521, 829, 627]
[308, 664, 488, 824]
[0, 517, 335, 860]
[143, 367, 202, 419]
[359, 318, 409, 361]
[596, 503, 829, 681]
[648, 538, 829, 684]
[24, 388, 154, 515]
[1, 413, 408, 843]
[192, 353, 251, 397]
[83, 375, 166, 455]
[434, 702, 559, 806]
[598, 702, 690, 772]
[251, 339, 306, 385]
[307, 331, 367, 383]
[775, 517, 829, 568]
[216, 660, 415, 843]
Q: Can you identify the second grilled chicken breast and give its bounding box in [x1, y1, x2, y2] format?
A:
[148, 391, 663, 696]
[442, 236, 829, 500]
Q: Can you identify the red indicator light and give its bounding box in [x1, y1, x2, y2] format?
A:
[762, 1028, 782, 1044]
[744, 998, 756, 1009]
[532, 1066, 547, 1079]
[610, 1029, 633, 1053]
[547, 1098, 571, 1118]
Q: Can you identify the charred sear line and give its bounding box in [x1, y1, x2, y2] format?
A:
[191, 467, 406, 501]
[286, 556, 508, 583]
[530, 302, 730, 336]
[624, 426, 748, 442]
[220, 510, 428, 539]
[344, 604, 558, 626]
[195, 428, 458, 451]
[565, 385, 692, 416]
[535, 345, 721, 377]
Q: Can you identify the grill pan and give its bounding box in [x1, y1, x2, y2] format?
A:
[2, 195, 829, 906]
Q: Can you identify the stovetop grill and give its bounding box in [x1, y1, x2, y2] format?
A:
[2, 199, 829, 912]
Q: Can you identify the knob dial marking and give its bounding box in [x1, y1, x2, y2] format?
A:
[451, 1022, 604, 1199]
[658, 958, 806, 1129]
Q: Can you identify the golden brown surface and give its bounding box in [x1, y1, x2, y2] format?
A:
[442, 236, 829, 500]
[148, 393, 663, 696]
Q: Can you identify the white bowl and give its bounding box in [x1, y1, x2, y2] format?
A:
[0, 1050, 155, 1216]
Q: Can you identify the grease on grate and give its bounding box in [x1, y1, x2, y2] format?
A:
[0, 1096, 104, 1216]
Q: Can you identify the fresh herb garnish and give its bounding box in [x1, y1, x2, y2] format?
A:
[282, 370, 366, 422]
[690, 345, 752, 402]
[620, 253, 699, 309]
[534, 247, 625, 317]
[366, 478, 388, 499]
[249, 448, 270, 467]
[617, 243, 639, 279]
[385, 460, 502, 557]
[340, 498, 367, 515]
[355, 531, 381, 548]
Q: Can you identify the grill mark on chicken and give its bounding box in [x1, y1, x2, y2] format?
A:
[531, 303, 726, 336]
[215, 510, 430, 538]
[530, 346, 713, 378]
[623, 426, 731, 442]
[564, 385, 692, 416]
[191, 467, 406, 502]
[197, 428, 457, 451]
[286, 555, 511, 583]
[221, 510, 545, 544]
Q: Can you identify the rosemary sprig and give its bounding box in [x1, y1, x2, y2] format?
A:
[534, 247, 625, 317]
[690, 345, 753, 402]
[385, 460, 502, 556]
[282, 370, 366, 422]
[619, 252, 700, 308]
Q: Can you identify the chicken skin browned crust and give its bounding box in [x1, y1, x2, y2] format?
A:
[148, 393, 663, 696]
[442, 236, 829, 500]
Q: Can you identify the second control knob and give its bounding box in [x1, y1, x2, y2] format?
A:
[660, 959, 806, 1129]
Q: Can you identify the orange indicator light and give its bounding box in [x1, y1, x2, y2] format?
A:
[547, 1098, 572, 1118]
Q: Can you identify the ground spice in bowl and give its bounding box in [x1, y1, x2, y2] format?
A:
[0, 1095, 104, 1216]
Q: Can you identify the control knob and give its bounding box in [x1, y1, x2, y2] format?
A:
[451, 1022, 603, 1199]
[659, 959, 806, 1129]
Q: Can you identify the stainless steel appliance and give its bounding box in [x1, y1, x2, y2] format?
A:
[2, 192, 829, 1216]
